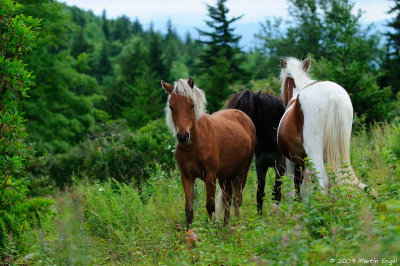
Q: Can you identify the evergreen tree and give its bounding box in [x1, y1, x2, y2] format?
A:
[384, 0, 400, 93]
[287, 0, 323, 58]
[106, 37, 164, 127]
[71, 27, 93, 58]
[148, 29, 168, 79]
[102, 9, 110, 40]
[183, 32, 202, 74]
[69, 6, 86, 27]
[91, 41, 112, 83]
[112, 15, 131, 42]
[162, 20, 183, 80]
[197, 0, 248, 112]
[132, 17, 143, 35]
[20, 0, 101, 154]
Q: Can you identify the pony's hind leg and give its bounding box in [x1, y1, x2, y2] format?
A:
[234, 160, 251, 218]
[255, 153, 268, 214]
[294, 164, 303, 196]
[204, 172, 217, 221]
[303, 148, 329, 195]
[273, 156, 285, 202]
[219, 179, 233, 225]
[285, 158, 296, 198]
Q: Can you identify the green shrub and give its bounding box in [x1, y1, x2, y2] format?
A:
[0, 0, 53, 254]
[46, 119, 175, 187]
[390, 122, 400, 158]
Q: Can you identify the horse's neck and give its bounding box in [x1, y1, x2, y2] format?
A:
[293, 74, 314, 90]
[190, 114, 211, 143]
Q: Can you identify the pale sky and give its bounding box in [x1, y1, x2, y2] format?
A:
[60, 0, 394, 23]
[60, 0, 395, 47]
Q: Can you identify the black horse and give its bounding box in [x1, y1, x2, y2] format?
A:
[225, 90, 286, 214]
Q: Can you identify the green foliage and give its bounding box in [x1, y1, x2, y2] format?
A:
[0, 0, 53, 254]
[3, 118, 400, 264]
[106, 36, 165, 127]
[20, 0, 102, 154]
[111, 15, 132, 42]
[70, 27, 93, 58]
[46, 119, 175, 186]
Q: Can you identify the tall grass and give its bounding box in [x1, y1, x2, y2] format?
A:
[6, 123, 400, 264]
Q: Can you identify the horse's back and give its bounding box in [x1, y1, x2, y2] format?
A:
[300, 81, 353, 113]
[299, 81, 353, 132]
[212, 109, 256, 141]
[209, 109, 256, 177]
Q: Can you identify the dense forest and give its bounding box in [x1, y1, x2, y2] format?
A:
[1, 0, 399, 263]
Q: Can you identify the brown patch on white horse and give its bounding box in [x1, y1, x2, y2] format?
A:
[278, 95, 306, 165]
[282, 77, 295, 107]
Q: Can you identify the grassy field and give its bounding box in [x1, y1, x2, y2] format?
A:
[6, 123, 400, 265]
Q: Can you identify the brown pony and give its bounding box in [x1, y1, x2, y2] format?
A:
[161, 77, 256, 225]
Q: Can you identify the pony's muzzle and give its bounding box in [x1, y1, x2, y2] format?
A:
[177, 132, 190, 144]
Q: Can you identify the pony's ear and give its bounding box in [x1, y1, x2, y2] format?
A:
[303, 57, 311, 72]
[161, 80, 173, 94]
[280, 58, 287, 69]
[188, 76, 194, 88]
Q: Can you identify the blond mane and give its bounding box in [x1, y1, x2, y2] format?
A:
[165, 79, 207, 134]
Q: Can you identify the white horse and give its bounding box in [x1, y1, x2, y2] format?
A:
[277, 57, 374, 196]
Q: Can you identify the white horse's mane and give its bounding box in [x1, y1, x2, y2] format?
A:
[280, 57, 314, 95]
[165, 79, 207, 134]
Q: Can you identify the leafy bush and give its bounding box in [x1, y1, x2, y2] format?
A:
[46, 119, 175, 186]
[0, 0, 53, 254]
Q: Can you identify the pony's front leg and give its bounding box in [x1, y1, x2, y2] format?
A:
[204, 172, 217, 221]
[181, 174, 195, 227]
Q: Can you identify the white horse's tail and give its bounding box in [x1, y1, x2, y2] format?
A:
[215, 188, 224, 221]
[215, 182, 237, 221]
[324, 97, 373, 194]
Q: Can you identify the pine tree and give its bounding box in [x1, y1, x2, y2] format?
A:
[20, 0, 100, 154]
[71, 27, 93, 58]
[102, 9, 110, 40]
[384, 0, 400, 93]
[106, 37, 164, 127]
[112, 15, 131, 42]
[162, 20, 182, 80]
[197, 0, 248, 112]
[132, 17, 143, 35]
[93, 42, 112, 83]
[183, 32, 201, 74]
[287, 0, 323, 58]
[148, 29, 168, 79]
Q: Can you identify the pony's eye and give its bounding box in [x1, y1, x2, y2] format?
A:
[169, 105, 173, 111]
[190, 104, 194, 109]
